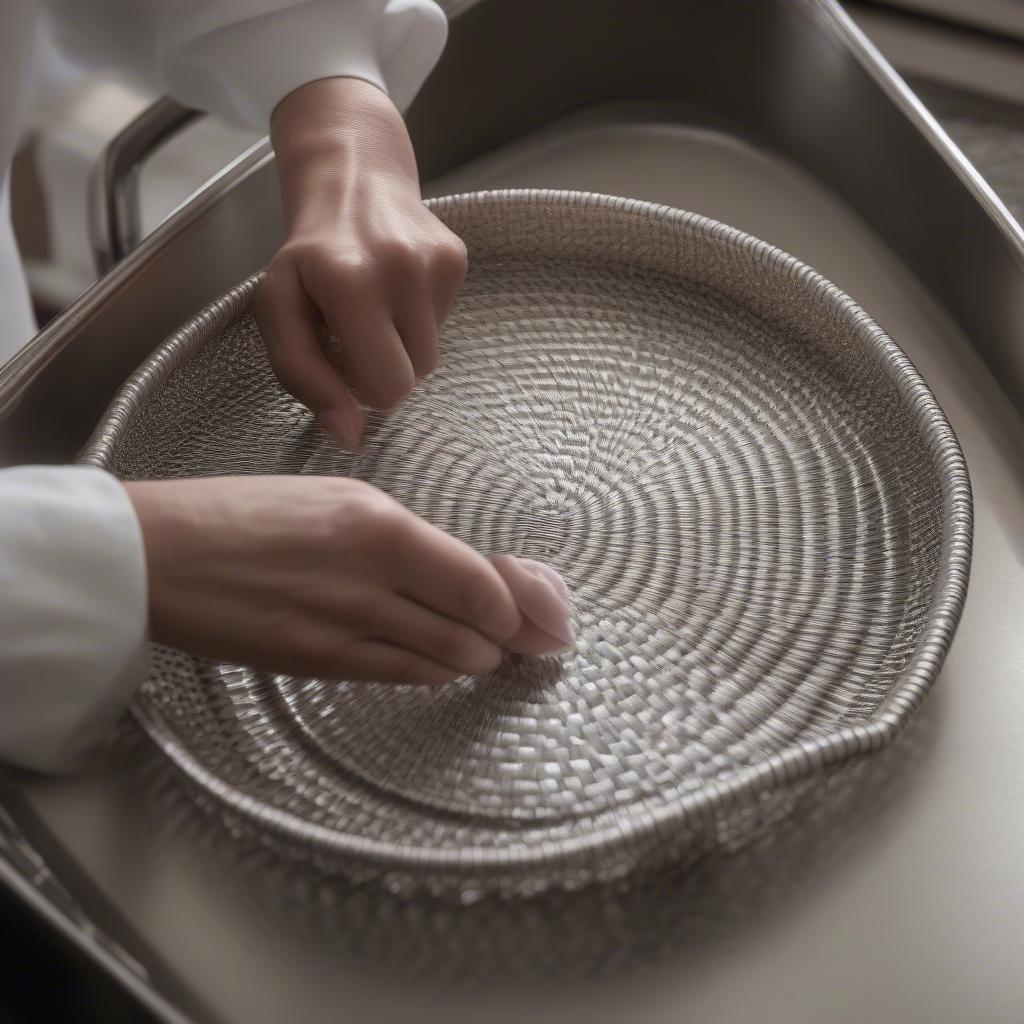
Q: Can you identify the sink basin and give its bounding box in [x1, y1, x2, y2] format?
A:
[2, 3, 1024, 1022]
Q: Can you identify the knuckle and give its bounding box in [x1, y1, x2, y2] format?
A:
[268, 242, 313, 282]
[274, 240, 306, 264]
[325, 252, 376, 290]
[313, 480, 363, 534]
[347, 488, 410, 546]
[344, 478, 383, 502]
[382, 238, 427, 278]
[432, 234, 468, 280]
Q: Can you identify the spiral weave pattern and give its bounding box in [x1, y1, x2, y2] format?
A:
[82, 191, 971, 893]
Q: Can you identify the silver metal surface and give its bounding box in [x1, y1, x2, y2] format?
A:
[0, 803, 148, 981]
[862, 0, 1024, 39]
[4, 0, 1024, 463]
[79, 190, 971, 893]
[1, 0, 1023, 1019]
[12, 108, 1024, 1024]
[853, 3, 1024, 106]
[0, 787, 204, 1023]
[90, 97, 201, 273]
[943, 118, 1024, 224]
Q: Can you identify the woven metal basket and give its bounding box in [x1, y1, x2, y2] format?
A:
[81, 190, 972, 895]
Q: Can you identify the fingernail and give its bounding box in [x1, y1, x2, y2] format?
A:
[322, 409, 360, 450]
[517, 558, 571, 602]
[539, 626, 576, 654]
[515, 558, 575, 647]
[553, 619, 577, 649]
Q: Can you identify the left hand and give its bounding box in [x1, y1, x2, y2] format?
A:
[255, 77, 467, 449]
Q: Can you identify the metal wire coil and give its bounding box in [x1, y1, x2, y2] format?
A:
[81, 190, 972, 895]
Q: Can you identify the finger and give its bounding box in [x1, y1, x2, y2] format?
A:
[355, 589, 504, 675]
[504, 617, 573, 657]
[320, 294, 416, 413]
[394, 291, 438, 380]
[388, 519, 523, 644]
[490, 555, 575, 648]
[255, 268, 364, 448]
[344, 640, 463, 686]
[433, 284, 460, 332]
[431, 232, 468, 325]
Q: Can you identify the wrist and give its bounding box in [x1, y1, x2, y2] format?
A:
[123, 480, 182, 647]
[271, 78, 420, 218]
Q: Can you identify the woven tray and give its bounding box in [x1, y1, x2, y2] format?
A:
[81, 190, 972, 895]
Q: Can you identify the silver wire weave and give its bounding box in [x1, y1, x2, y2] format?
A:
[81, 190, 972, 895]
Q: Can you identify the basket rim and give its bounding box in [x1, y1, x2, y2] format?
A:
[80, 188, 973, 877]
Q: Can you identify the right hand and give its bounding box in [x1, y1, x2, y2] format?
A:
[125, 475, 535, 684]
[255, 79, 468, 450]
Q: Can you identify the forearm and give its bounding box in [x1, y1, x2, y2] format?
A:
[271, 77, 421, 231]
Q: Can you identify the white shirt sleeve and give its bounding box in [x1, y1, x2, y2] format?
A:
[0, 466, 148, 773]
[42, 0, 449, 127]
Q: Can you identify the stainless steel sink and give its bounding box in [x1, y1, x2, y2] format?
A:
[3, 3, 1024, 1022]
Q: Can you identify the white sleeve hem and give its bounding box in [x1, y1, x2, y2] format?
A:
[0, 466, 148, 774]
[160, 0, 448, 129]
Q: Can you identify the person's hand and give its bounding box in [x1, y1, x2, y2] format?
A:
[125, 476, 533, 683]
[255, 78, 467, 450]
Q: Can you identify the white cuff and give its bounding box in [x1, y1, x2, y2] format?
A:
[160, 0, 449, 129]
[0, 466, 148, 773]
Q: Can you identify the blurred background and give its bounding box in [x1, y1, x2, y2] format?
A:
[9, 0, 1024, 332]
[11, 23, 260, 328]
